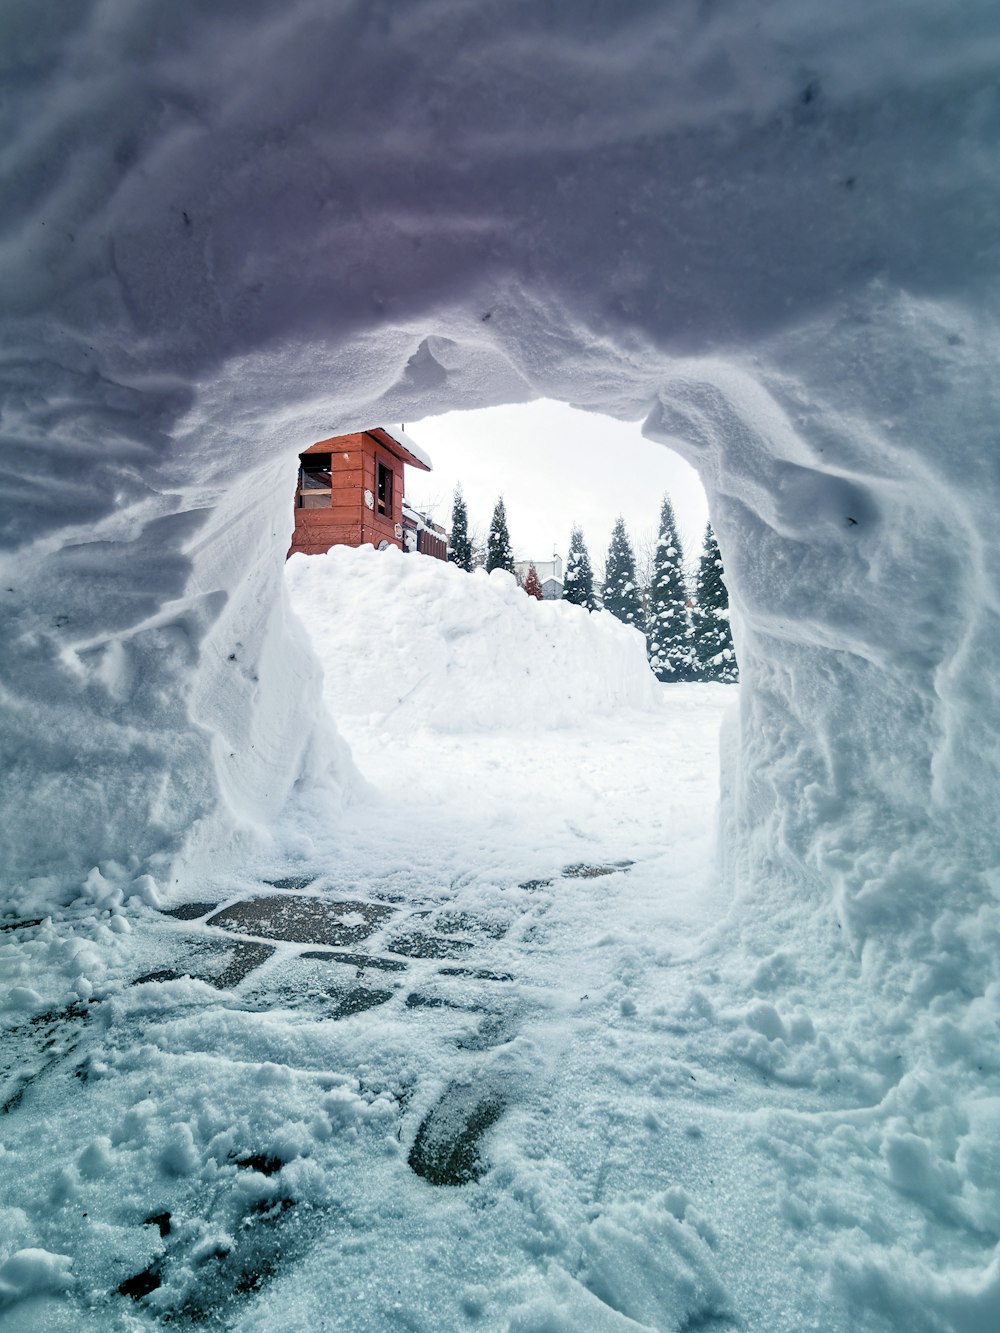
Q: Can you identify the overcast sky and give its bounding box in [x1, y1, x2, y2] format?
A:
[401, 400, 709, 576]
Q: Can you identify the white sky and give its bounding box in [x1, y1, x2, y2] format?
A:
[401, 400, 708, 577]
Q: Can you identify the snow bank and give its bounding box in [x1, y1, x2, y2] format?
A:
[286, 545, 657, 733]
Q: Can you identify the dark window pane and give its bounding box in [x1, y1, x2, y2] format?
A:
[300, 453, 333, 488]
[377, 461, 393, 515]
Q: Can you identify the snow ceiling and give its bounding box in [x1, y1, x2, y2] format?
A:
[4, 0, 1000, 975]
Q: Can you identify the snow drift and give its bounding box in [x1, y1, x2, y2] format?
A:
[285, 545, 659, 734]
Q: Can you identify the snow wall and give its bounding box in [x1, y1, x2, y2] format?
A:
[286, 545, 659, 734]
[4, 0, 1000, 1001]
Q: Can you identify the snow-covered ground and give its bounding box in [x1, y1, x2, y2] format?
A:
[3, 550, 996, 1331]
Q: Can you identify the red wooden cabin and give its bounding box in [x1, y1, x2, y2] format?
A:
[288, 427, 432, 558]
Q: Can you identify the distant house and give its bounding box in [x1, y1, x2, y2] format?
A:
[402, 501, 449, 561]
[288, 427, 433, 558]
[514, 555, 563, 600]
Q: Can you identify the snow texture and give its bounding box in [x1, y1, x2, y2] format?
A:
[0, 1248, 74, 1305]
[3, 1, 1000, 1327]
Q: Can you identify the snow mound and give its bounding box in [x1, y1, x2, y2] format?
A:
[285, 545, 658, 733]
[0, 1249, 73, 1306]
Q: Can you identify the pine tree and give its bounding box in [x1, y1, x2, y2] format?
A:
[563, 526, 597, 610]
[449, 486, 473, 571]
[646, 495, 692, 681]
[485, 496, 515, 574]
[603, 517, 643, 629]
[691, 523, 738, 682]
[523, 565, 543, 600]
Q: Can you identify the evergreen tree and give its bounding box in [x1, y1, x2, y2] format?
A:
[523, 565, 543, 600]
[449, 486, 473, 571]
[691, 523, 738, 682]
[485, 496, 516, 574]
[646, 495, 693, 680]
[563, 526, 597, 609]
[603, 517, 643, 629]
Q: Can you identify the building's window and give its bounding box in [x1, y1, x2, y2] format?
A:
[377, 460, 393, 516]
[297, 453, 332, 508]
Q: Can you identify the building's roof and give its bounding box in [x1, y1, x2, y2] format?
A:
[369, 426, 432, 472]
[301, 428, 433, 470]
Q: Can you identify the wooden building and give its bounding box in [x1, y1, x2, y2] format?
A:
[288, 427, 433, 558]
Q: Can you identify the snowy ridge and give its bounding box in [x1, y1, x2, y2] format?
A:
[285, 544, 659, 734]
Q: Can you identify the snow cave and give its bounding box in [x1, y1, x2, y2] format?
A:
[3, 3, 1000, 1330]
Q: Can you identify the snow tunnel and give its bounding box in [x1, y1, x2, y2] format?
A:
[4, 8, 1000, 997]
[8, 6, 1000, 1326]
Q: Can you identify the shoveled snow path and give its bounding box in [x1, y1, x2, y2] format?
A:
[279, 687, 865, 1333]
[2, 686, 937, 1332]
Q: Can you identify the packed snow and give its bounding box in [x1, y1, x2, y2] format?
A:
[4, 1, 1000, 1329]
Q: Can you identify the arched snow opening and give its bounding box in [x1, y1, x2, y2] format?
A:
[3, 2, 998, 970]
[7, 312, 997, 978]
[5, 6, 1000, 1326]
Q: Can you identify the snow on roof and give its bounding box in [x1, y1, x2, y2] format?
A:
[374, 426, 433, 472]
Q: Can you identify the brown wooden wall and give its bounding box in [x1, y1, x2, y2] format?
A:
[417, 529, 448, 561]
[288, 432, 405, 558]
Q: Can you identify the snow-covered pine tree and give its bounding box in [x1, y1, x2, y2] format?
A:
[646, 495, 692, 680]
[603, 517, 643, 629]
[691, 522, 738, 682]
[485, 496, 516, 574]
[523, 565, 543, 599]
[449, 486, 473, 571]
[563, 526, 597, 610]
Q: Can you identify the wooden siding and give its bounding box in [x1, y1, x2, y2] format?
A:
[416, 529, 448, 561]
[288, 432, 406, 558]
